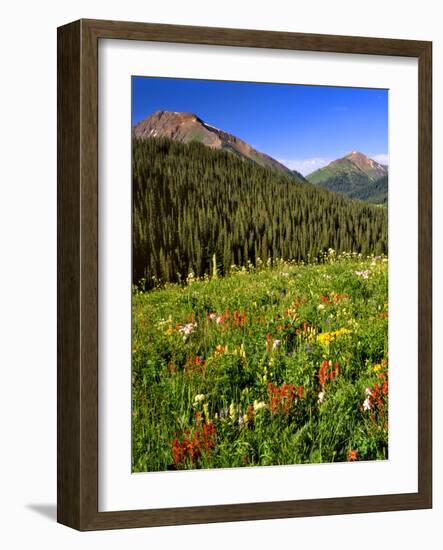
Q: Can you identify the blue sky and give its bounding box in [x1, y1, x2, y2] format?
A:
[132, 76, 388, 175]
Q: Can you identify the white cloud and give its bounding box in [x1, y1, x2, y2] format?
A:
[278, 157, 332, 176]
[371, 153, 389, 165]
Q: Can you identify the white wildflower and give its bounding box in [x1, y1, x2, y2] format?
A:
[186, 271, 196, 285]
[253, 400, 267, 412]
[193, 394, 205, 405]
[318, 391, 326, 404]
[355, 270, 370, 279]
[272, 339, 281, 350]
[363, 397, 372, 411]
[179, 322, 196, 335]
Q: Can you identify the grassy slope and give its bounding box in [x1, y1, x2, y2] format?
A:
[307, 159, 363, 184]
[132, 253, 388, 472]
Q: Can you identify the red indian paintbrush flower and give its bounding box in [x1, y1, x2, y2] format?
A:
[318, 360, 339, 390]
[171, 422, 217, 467]
[267, 383, 304, 415]
[347, 449, 358, 461]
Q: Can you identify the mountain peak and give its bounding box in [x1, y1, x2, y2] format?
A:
[344, 150, 371, 165]
[133, 110, 306, 182]
[346, 150, 366, 159]
[306, 150, 388, 205]
[148, 110, 202, 124]
[341, 151, 387, 177]
[160, 110, 199, 119]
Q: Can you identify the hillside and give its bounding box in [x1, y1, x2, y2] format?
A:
[133, 110, 307, 183]
[352, 175, 388, 205]
[133, 138, 388, 287]
[307, 151, 388, 204]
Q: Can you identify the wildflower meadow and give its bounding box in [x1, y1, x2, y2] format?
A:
[132, 250, 388, 472]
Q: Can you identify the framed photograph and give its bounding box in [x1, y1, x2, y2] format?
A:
[57, 19, 432, 530]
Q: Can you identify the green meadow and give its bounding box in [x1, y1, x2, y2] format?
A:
[132, 251, 388, 472]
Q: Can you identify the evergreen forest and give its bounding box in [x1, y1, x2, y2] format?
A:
[132, 137, 387, 288]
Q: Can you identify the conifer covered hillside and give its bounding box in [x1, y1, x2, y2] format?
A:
[132, 138, 387, 287]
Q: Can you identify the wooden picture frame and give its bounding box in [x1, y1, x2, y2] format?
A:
[57, 18, 432, 530]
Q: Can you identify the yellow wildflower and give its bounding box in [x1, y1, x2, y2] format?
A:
[317, 332, 333, 345]
[317, 328, 351, 345]
[335, 328, 351, 337]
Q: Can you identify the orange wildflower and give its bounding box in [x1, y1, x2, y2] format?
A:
[347, 449, 358, 461]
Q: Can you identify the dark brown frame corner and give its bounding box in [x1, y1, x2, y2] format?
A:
[57, 18, 432, 531]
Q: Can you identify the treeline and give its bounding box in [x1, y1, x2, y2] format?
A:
[133, 138, 388, 287]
